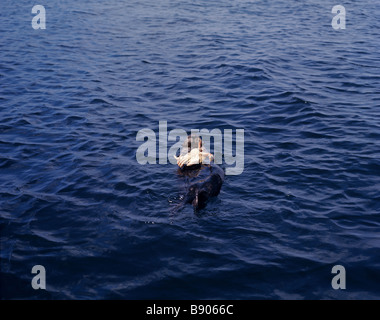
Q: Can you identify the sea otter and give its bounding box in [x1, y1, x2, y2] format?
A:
[174, 135, 224, 210]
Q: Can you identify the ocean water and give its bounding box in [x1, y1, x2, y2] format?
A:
[1, 0, 379, 299]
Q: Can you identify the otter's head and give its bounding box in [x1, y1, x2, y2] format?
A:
[183, 135, 202, 153]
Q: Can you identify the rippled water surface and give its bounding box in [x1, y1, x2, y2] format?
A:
[1, 0, 380, 299]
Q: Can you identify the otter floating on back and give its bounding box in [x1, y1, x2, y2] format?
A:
[174, 135, 224, 211]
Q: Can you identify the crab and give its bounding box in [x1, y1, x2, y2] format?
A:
[174, 136, 214, 168]
[174, 148, 214, 168]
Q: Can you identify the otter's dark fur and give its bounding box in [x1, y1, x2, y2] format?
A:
[179, 163, 224, 210]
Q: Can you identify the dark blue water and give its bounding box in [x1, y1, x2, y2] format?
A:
[1, 0, 380, 299]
